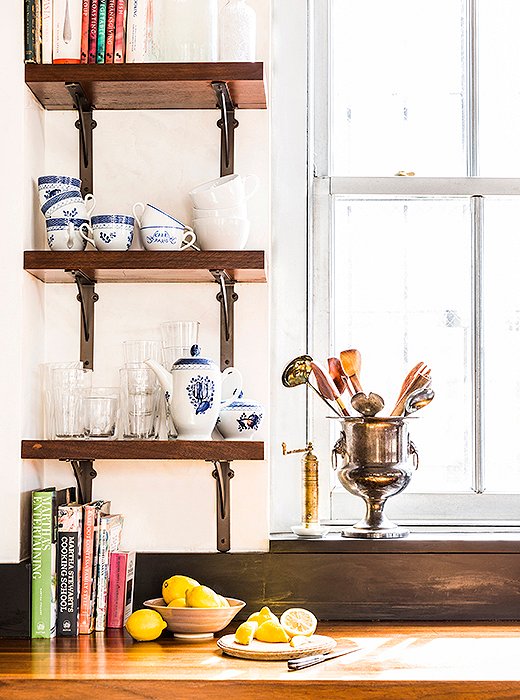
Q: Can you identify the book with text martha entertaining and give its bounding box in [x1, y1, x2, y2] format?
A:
[53, 0, 82, 63]
[94, 513, 124, 631]
[31, 486, 76, 638]
[56, 503, 83, 636]
[107, 551, 136, 628]
[78, 500, 111, 634]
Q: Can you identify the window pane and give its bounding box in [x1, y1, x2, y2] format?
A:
[330, 0, 466, 176]
[479, 2, 520, 176]
[483, 198, 520, 491]
[333, 197, 472, 491]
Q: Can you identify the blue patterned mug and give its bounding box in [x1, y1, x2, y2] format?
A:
[38, 175, 82, 207]
[133, 202, 197, 251]
[41, 190, 96, 220]
[46, 218, 88, 251]
[80, 215, 135, 251]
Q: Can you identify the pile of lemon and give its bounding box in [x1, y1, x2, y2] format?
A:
[234, 606, 317, 647]
[161, 574, 230, 608]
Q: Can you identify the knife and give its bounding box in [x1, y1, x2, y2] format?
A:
[287, 644, 360, 671]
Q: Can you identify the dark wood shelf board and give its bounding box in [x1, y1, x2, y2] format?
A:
[25, 62, 267, 111]
[23, 250, 267, 283]
[21, 439, 264, 461]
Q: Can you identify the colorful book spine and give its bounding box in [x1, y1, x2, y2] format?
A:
[88, 0, 99, 63]
[105, 0, 117, 62]
[56, 504, 83, 637]
[78, 500, 110, 634]
[31, 489, 55, 638]
[126, 0, 148, 63]
[96, 0, 107, 63]
[53, 0, 82, 63]
[24, 0, 42, 63]
[94, 514, 124, 631]
[41, 0, 53, 63]
[107, 551, 136, 628]
[114, 0, 127, 63]
[80, 0, 90, 63]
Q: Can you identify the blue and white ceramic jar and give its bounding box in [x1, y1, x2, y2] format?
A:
[170, 345, 242, 440]
[217, 395, 264, 440]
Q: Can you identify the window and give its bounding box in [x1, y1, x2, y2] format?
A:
[310, 0, 520, 524]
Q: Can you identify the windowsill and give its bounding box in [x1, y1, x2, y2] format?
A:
[269, 527, 520, 553]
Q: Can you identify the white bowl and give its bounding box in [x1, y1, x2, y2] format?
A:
[192, 202, 248, 219]
[144, 597, 245, 639]
[189, 174, 258, 209]
[192, 217, 250, 251]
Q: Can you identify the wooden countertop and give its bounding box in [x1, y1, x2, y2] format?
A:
[1, 622, 520, 698]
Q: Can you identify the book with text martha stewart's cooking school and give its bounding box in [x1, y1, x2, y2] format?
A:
[56, 503, 83, 636]
[107, 551, 135, 628]
[31, 486, 76, 638]
[78, 499, 111, 634]
[53, 0, 82, 63]
[94, 513, 124, 631]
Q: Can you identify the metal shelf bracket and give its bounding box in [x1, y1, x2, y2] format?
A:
[67, 459, 98, 504]
[210, 460, 235, 552]
[211, 81, 239, 177]
[211, 270, 238, 370]
[65, 82, 97, 197]
[70, 270, 99, 370]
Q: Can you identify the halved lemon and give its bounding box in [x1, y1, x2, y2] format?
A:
[280, 608, 317, 638]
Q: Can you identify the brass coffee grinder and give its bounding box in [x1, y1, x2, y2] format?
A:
[282, 441, 329, 538]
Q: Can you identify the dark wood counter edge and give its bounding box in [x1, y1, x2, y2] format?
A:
[21, 439, 265, 461]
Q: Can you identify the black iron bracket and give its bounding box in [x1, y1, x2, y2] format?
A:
[67, 459, 98, 504]
[211, 81, 239, 177]
[210, 460, 235, 552]
[211, 270, 238, 371]
[70, 270, 99, 370]
[65, 82, 97, 198]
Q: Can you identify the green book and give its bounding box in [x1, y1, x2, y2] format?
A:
[31, 487, 76, 638]
[97, 0, 108, 63]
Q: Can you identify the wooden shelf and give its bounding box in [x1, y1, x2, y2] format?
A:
[21, 439, 264, 461]
[23, 250, 267, 283]
[25, 62, 267, 111]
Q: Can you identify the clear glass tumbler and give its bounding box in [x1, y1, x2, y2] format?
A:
[41, 361, 83, 438]
[122, 340, 162, 367]
[51, 367, 92, 439]
[119, 367, 160, 439]
[160, 321, 200, 368]
[82, 387, 119, 438]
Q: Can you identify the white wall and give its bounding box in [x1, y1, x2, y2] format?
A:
[1, 0, 270, 561]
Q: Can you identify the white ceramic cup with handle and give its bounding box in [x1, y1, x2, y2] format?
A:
[189, 174, 259, 209]
[192, 217, 250, 250]
[80, 215, 135, 251]
[41, 190, 96, 220]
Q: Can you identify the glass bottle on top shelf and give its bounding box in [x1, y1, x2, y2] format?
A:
[159, 0, 218, 61]
[219, 0, 256, 61]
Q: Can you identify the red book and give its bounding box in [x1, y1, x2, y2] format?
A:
[80, 0, 90, 63]
[105, 0, 116, 62]
[107, 551, 135, 628]
[88, 0, 99, 63]
[78, 500, 110, 634]
[114, 0, 127, 63]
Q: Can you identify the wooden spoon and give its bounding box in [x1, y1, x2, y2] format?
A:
[311, 361, 350, 416]
[390, 370, 432, 416]
[393, 361, 426, 408]
[339, 349, 363, 394]
[327, 357, 354, 397]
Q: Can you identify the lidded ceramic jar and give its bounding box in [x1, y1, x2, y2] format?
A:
[218, 393, 263, 440]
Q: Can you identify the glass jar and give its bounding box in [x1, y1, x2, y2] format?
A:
[219, 0, 256, 61]
[159, 0, 218, 62]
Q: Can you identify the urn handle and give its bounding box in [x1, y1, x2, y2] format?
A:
[331, 432, 347, 471]
[409, 438, 419, 470]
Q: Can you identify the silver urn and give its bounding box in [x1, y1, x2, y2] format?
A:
[332, 417, 419, 539]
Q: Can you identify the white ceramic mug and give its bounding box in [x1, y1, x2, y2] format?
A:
[133, 202, 188, 228]
[46, 218, 88, 251]
[41, 190, 96, 220]
[192, 217, 250, 250]
[80, 215, 135, 251]
[189, 174, 259, 209]
[140, 225, 197, 251]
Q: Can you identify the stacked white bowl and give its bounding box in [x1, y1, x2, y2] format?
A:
[189, 174, 258, 250]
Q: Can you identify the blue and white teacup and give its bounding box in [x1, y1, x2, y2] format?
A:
[46, 218, 88, 251]
[132, 201, 198, 251]
[38, 175, 82, 207]
[80, 215, 135, 251]
[41, 190, 96, 220]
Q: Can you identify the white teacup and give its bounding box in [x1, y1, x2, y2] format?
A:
[140, 225, 197, 251]
[80, 215, 135, 251]
[41, 190, 96, 220]
[192, 217, 250, 251]
[192, 202, 248, 219]
[38, 175, 82, 207]
[133, 202, 189, 229]
[46, 218, 88, 251]
[189, 174, 259, 209]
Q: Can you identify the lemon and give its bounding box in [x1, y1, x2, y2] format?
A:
[255, 619, 289, 643]
[218, 595, 230, 608]
[280, 608, 317, 638]
[247, 606, 279, 626]
[167, 597, 187, 608]
[125, 609, 167, 642]
[290, 635, 313, 648]
[234, 621, 258, 645]
[186, 585, 221, 608]
[162, 575, 199, 605]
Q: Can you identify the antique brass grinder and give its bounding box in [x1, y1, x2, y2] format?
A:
[282, 441, 329, 538]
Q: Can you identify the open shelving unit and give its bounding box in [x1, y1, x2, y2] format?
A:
[23, 62, 268, 552]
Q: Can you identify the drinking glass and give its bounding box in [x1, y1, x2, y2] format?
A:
[160, 321, 200, 368]
[51, 368, 92, 438]
[41, 361, 83, 438]
[122, 340, 162, 367]
[82, 388, 119, 438]
[119, 367, 160, 439]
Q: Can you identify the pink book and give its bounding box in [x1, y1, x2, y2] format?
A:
[80, 0, 90, 63]
[88, 0, 99, 63]
[107, 551, 135, 628]
[78, 500, 110, 634]
[105, 0, 116, 62]
[114, 0, 127, 63]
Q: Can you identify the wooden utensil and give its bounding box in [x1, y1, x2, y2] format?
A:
[339, 349, 363, 394]
[393, 361, 426, 408]
[327, 357, 354, 397]
[390, 369, 432, 416]
[311, 361, 350, 416]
